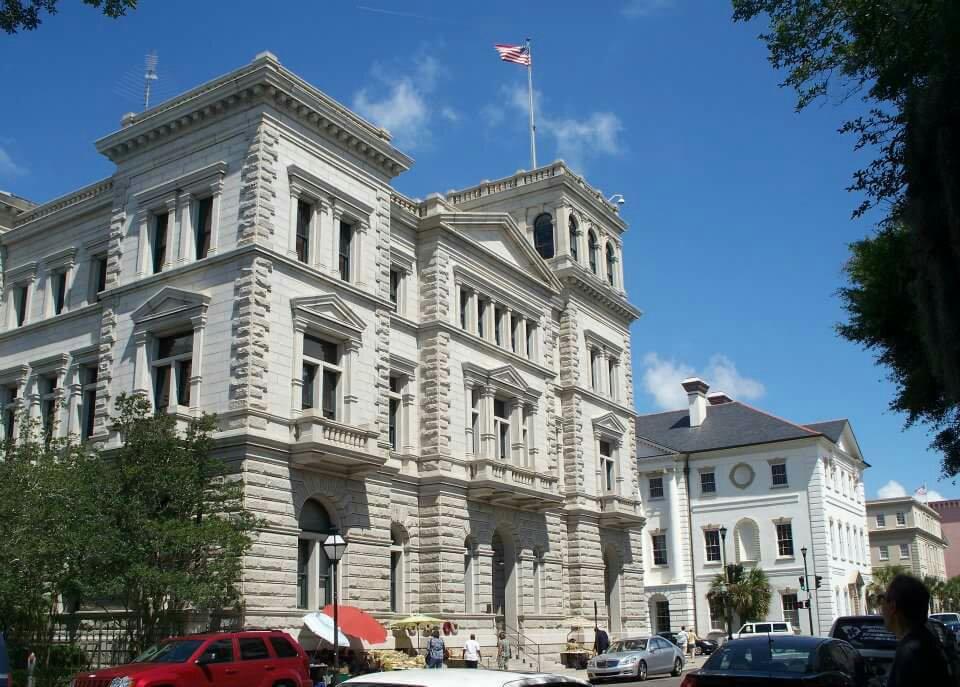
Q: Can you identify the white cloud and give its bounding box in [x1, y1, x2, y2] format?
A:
[622, 0, 674, 17]
[641, 352, 766, 411]
[498, 83, 623, 173]
[0, 146, 26, 177]
[440, 106, 460, 123]
[352, 55, 450, 150]
[876, 480, 945, 503]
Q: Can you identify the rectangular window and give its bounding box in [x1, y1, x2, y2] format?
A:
[153, 331, 194, 412]
[152, 212, 168, 274]
[302, 335, 341, 420]
[876, 513, 886, 528]
[526, 322, 535, 358]
[494, 306, 505, 347]
[471, 387, 481, 455]
[194, 196, 213, 260]
[478, 299, 487, 339]
[389, 268, 402, 312]
[600, 440, 615, 492]
[510, 317, 519, 353]
[649, 476, 664, 499]
[776, 523, 794, 557]
[80, 364, 98, 441]
[700, 471, 716, 494]
[388, 374, 402, 450]
[460, 289, 470, 329]
[896, 511, 906, 526]
[494, 399, 509, 460]
[608, 358, 618, 399]
[39, 374, 57, 437]
[590, 349, 600, 391]
[879, 545, 889, 561]
[2, 385, 18, 440]
[899, 543, 910, 559]
[656, 601, 670, 631]
[652, 534, 668, 565]
[51, 270, 67, 315]
[338, 220, 353, 281]
[297, 538, 310, 609]
[13, 284, 28, 327]
[296, 199, 312, 263]
[782, 594, 799, 627]
[771, 462, 788, 486]
[705, 529, 721, 562]
[92, 253, 107, 301]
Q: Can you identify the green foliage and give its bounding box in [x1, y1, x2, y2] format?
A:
[708, 565, 772, 623]
[1, 0, 136, 33]
[732, 0, 960, 477]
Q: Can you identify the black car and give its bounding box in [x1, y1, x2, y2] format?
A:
[679, 635, 864, 686]
[695, 638, 718, 656]
[656, 631, 679, 646]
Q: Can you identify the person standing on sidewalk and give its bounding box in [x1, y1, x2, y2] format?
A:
[497, 632, 512, 670]
[676, 627, 689, 659]
[426, 630, 446, 669]
[462, 634, 481, 669]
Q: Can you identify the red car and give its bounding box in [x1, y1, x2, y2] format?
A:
[70, 630, 311, 687]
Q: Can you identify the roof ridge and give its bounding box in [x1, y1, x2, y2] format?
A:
[730, 400, 821, 436]
[805, 418, 847, 426]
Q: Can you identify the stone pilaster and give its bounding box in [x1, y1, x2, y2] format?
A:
[419, 246, 452, 463]
[562, 394, 585, 493]
[237, 121, 279, 247]
[559, 301, 580, 387]
[541, 312, 561, 475]
[228, 256, 273, 427]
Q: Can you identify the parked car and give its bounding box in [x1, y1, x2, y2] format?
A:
[733, 621, 794, 639]
[828, 614, 960, 687]
[69, 630, 311, 687]
[694, 638, 718, 656]
[655, 631, 679, 646]
[343, 669, 590, 687]
[586, 636, 684, 682]
[931, 613, 960, 626]
[679, 635, 863, 686]
[0, 632, 9, 687]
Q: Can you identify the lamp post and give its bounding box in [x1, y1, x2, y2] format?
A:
[323, 527, 347, 678]
[801, 546, 815, 636]
[719, 526, 732, 641]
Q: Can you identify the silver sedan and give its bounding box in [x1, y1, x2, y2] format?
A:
[587, 636, 684, 682]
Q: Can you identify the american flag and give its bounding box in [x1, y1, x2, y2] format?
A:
[495, 44, 531, 66]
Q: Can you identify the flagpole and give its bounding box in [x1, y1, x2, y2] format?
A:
[526, 37, 537, 169]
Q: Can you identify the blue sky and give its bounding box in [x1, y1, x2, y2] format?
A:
[0, 0, 950, 499]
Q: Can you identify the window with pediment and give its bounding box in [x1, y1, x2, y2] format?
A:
[462, 363, 539, 468]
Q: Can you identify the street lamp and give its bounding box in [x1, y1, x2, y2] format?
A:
[719, 526, 732, 641]
[800, 546, 815, 636]
[323, 528, 347, 678]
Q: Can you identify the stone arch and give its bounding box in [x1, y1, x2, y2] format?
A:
[734, 517, 761, 564]
[297, 498, 337, 610]
[492, 524, 519, 632]
[603, 545, 623, 633]
[648, 593, 671, 634]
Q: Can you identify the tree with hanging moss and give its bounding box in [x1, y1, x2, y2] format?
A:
[732, 0, 960, 478]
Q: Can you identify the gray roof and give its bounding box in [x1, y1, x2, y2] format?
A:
[635, 401, 824, 454]
[804, 420, 847, 444]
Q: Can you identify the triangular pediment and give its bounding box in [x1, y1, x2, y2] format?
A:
[592, 412, 628, 435]
[291, 293, 367, 333]
[132, 286, 210, 324]
[488, 365, 527, 391]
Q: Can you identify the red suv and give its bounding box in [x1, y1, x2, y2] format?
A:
[70, 630, 311, 687]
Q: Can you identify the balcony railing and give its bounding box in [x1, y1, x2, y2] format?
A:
[290, 411, 383, 476]
[468, 458, 562, 510]
[598, 493, 645, 525]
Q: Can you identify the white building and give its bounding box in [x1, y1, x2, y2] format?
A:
[635, 378, 871, 638]
[0, 53, 647, 653]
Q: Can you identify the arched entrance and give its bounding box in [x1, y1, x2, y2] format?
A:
[492, 528, 518, 631]
[298, 499, 335, 610]
[649, 594, 671, 633]
[604, 548, 622, 633]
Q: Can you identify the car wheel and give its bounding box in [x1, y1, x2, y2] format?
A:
[671, 658, 682, 677]
[636, 660, 647, 681]
[694, 646, 702, 656]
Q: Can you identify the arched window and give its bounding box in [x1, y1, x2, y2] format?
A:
[390, 523, 406, 612]
[588, 231, 599, 274]
[605, 243, 616, 287]
[298, 499, 334, 609]
[569, 216, 579, 262]
[533, 213, 555, 259]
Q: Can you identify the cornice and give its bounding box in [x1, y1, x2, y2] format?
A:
[5, 178, 113, 241]
[558, 384, 638, 417]
[559, 267, 642, 322]
[95, 52, 412, 178]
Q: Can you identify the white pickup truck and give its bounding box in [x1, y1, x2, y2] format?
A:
[733, 621, 795, 639]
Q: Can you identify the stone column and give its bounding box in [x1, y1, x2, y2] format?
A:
[509, 398, 524, 465]
[343, 340, 361, 423]
[526, 402, 539, 470]
[208, 179, 223, 256]
[667, 469, 684, 583]
[189, 313, 206, 411]
[556, 206, 570, 255]
[356, 220, 369, 288]
[470, 291, 479, 334]
[331, 207, 344, 279]
[287, 188, 302, 258]
[464, 380, 475, 457]
[505, 307, 514, 352]
[402, 385, 415, 454]
[480, 386, 495, 459]
[136, 209, 149, 277]
[291, 321, 306, 415]
[66, 363, 81, 436]
[614, 438, 624, 496]
[454, 281, 463, 327]
[178, 191, 193, 264]
[485, 298, 497, 343]
[518, 318, 528, 359]
[312, 201, 327, 270]
[162, 196, 178, 269]
[133, 331, 150, 397]
[53, 366, 68, 438]
[594, 431, 604, 493]
[63, 259, 77, 312]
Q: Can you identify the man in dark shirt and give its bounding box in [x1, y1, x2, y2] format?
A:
[881, 574, 952, 687]
[594, 626, 610, 655]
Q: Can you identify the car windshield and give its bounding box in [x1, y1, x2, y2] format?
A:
[831, 618, 897, 650]
[609, 639, 647, 653]
[932, 614, 959, 622]
[705, 643, 814, 674]
[132, 640, 204, 663]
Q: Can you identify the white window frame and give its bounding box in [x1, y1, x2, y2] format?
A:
[876, 513, 886, 528]
[879, 545, 889, 561]
[896, 511, 906, 527]
[899, 543, 910, 560]
[599, 439, 616, 493]
[704, 528, 721, 562]
[150, 330, 195, 413]
[700, 470, 717, 494]
[775, 520, 795, 558]
[770, 460, 788, 487]
[301, 333, 342, 421]
[649, 476, 665, 499]
[652, 532, 668, 566]
[42, 248, 76, 319]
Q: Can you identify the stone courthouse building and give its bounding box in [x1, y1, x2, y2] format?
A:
[0, 53, 646, 651]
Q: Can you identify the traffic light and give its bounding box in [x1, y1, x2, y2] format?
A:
[815, 575, 823, 589]
[799, 576, 806, 590]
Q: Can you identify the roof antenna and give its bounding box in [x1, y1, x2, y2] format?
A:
[143, 51, 159, 111]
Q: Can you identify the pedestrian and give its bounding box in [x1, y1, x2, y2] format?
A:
[426, 629, 446, 669]
[686, 628, 698, 658]
[462, 633, 481, 669]
[593, 626, 610, 655]
[880, 573, 951, 687]
[497, 631, 512, 670]
[677, 626, 689, 658]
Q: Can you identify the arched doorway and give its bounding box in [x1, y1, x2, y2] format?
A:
[298, 499, 334, 610]
[492, 528, 518, 631]
[604, 548, 622, 633]
[649, 595, 671, 633]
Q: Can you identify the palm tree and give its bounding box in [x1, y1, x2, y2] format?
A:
[708, 565, 772, 625]
[942, 577, 960, 611]
[923, 576, 946, 612]
[866, 565, 909, 612]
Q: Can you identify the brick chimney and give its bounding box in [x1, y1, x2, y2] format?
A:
[681, 377, 709, 427]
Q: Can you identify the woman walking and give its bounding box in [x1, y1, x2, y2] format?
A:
[426, 629, 446, 669]
[497, 632, 512, 670]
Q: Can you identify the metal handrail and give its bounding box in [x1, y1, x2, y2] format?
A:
[503, 623, 541, 672]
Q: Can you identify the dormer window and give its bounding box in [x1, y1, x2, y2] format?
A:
[588, 230, 599, 274]
[533, 213, 554, 259]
